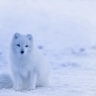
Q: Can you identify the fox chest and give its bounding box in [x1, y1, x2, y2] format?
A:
[12, 60, 35, 77]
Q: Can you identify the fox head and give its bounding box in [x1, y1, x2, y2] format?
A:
[11, 33, 33, 58]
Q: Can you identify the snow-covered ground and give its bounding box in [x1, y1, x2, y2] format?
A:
[0, 0, 96, 96]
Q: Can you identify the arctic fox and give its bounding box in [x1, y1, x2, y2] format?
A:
[0, 33, 51, 91]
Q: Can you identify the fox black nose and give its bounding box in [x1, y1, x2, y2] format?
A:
[21, 51, 24, 54]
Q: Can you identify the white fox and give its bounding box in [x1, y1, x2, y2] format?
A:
[0, 33, 51, 91]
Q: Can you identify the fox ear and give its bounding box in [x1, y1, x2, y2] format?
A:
[14, 33, 20, 39]
[27, 34, 33, 41]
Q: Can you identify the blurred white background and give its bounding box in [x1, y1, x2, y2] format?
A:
[0, 0, 96, 48]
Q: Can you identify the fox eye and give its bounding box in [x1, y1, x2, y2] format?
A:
[25, 45, 28, 47]
[17, 44, 20, 47]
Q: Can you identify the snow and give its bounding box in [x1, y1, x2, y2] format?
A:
[0, 0, 96, 96]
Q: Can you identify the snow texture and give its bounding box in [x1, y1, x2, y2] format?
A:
[0, 0, 96, 96]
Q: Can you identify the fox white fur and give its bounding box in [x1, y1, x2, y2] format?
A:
[0, 33, 51, 91]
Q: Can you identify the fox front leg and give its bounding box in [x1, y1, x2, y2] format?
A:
[29, 72, 37, 90]
[14, 74, 23, 91]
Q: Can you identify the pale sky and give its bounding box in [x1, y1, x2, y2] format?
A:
[0, 0, 96, 47]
